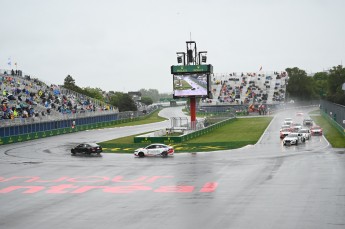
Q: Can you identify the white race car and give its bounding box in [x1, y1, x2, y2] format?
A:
[290, 123, 302, 132]
[283, 133, 305, 146]
[303, 118, 313, 126]
[280, 124, 291, 130]
[283, 118, 293, 126]
[298, 128, 311, 140]
[134, 143, 174, 158]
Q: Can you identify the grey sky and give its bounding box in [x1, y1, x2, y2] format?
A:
[1, 0, 345, 93]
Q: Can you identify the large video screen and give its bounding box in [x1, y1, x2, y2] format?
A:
[173, 73, 210, 97]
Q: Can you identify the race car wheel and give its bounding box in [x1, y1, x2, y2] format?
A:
[161, 151, 168, 158]
[138, 152, 145, 158]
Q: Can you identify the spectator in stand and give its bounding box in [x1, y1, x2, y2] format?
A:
[13, 108, 18, 118]
[7, 94, 16, 100]
[29, 107, 35, 117]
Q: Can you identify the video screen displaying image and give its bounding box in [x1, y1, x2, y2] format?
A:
[173, 74, 209, 97]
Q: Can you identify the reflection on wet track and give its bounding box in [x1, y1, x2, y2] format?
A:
[1, 107, 344, 229]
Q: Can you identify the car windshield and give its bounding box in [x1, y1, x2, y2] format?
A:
[147, 145, 157, 149]
[88, 143, 99, 147]
[288, 133, 298, 137]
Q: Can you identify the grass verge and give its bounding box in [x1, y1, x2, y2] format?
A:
[100, 117, 273, 153]
[312, 115, 345, 148]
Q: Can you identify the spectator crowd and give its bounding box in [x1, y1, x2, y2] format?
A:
[203, 71, 287, 106]
[0, 69, 115, 123]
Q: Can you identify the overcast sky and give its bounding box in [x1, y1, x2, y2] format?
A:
[2, 0, 345, 93]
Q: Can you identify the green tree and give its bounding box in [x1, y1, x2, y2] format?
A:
[139, 89, 160, 102]
[159, 92, 173, 100]
[139, 88, 174, 102]
[141, 96, 153, 106]
[312, 72, 328, 99]
[285, 67, 315, 100]
[63, 75, 107, 103]
[327, 65, 345, 105]
[63, 75, 80, 91]
[83, 87, 104, 101]
[109, 92, 137, 112]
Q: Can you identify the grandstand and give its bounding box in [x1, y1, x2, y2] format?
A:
[202, 71, 288, 106]
[0, 69, 118, 126]
[1, 68, 288, 127]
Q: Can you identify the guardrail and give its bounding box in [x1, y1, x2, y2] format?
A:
[320, 100, 345, 129]
[320, 110, 345, 136]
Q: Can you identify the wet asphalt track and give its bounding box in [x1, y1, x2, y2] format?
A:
[0, 107, 345, 229]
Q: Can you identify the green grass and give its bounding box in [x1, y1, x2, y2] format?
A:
[100, 117, 273, 153]
[174, 79, 193, 90]
[99, 107, 345, 152]
[187, 117, 271, 143]
[100, 108, 345, 152]
[312, 115, 345, 148]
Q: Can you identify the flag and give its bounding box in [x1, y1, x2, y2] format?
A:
[259, 66, 262, 71]
[7, 57, 11, 66]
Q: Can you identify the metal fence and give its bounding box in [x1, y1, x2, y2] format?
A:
[0, 106, 158, 138]
[320, 100, 345, 129]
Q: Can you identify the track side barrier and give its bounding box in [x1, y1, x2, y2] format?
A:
[0, 110, 157, 145]
[320, 110, 345, 137]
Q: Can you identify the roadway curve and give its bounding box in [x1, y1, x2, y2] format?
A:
[0, 107, 344, 229]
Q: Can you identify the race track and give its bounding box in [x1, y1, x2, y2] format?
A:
[1, 107, 344, 229]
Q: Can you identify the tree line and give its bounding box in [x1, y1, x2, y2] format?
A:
[63, 64, 345, 112]
[63, 75, 172, 112]
[286, 65, 345, 105]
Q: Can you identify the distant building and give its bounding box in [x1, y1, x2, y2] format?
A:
[128, 91, 143, 111]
